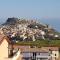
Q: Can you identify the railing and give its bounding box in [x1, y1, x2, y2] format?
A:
[36, 55, 51, 60]
[12, 50, 22, 60]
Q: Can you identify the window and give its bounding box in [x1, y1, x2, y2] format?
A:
[55, 54, 56, 56]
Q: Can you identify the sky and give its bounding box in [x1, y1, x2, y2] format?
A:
[0, 0, 60, 18]
[0, 0, 60, 31]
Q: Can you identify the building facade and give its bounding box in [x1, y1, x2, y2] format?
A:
[0, 34, 59, 60]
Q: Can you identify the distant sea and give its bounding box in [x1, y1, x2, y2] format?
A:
[0, 18, 60, 32]
[40, 18, 60, 32]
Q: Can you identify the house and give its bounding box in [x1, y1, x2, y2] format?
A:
[42, 47, 59, 60]
[0, 34, 13, 59]
[13, 45, 59, 60]
[0, 33, 59, 60]
[0, 34, 22, 60]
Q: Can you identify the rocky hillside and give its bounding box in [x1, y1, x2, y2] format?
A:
[0, 17, 60, 42]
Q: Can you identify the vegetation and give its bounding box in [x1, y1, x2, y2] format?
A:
[15, 40, 60, 47]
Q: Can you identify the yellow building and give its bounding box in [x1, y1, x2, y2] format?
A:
[0, 34, 22, 60]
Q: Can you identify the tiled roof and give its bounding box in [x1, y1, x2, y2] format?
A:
[13, 45, 59, 52]
[0, 34, 12, 44]
[0, 34, 5, 43]
[42, 47, 59, 51]
[13, 45, 49, 52]
[21, 48, 49, 52]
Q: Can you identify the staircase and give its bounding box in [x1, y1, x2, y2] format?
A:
[12, 50, 22, 60]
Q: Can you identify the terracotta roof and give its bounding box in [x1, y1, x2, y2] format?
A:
[21, 48, 49, 52]
[42, 47, 59, 51]
[21, 47, 59, 52]
[13, 45, 49, 52]
[0, 34, 12, 44]
[0, 34, 5, 42]
[13, 45, 59, 52]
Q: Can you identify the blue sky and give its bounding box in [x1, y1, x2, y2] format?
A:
[0, 0, 60, 18]
[0, 0, 60, 31]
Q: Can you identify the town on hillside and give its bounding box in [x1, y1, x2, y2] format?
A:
[0, 18, 60, 60]
[0, 17, 60, 42]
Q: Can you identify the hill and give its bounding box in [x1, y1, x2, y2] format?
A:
[0, 17, 60, 42]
